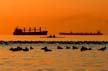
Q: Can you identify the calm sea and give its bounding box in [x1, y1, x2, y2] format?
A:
[0, 35, 108, 41]
[0, 35, 108, 71]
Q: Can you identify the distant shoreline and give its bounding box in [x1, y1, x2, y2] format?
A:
[0, 40, 108, 44]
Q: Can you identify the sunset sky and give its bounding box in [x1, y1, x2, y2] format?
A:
[0, 0, 108, 35]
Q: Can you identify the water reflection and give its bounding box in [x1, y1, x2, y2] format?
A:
[0, 43, 108, 71]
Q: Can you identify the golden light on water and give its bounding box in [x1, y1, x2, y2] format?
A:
[0, 1, 108, 71]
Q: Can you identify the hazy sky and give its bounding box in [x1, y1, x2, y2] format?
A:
[0, 0, 108, 34]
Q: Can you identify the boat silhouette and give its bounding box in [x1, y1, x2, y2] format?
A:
[40, 35, 64, 38]
[59, 31, 103, 35]
[13, 27, 48, 35]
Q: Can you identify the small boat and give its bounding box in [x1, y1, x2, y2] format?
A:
[72, 46, 78, 49]
[66, 46, 71, 49]
[22, 47, 29, 51]
[30, 46, 33, 49]
[41, 46, 52, 52]
[47, 35, 56, 38]
[40, 35, 64, 38]
[57, 46, 63, 49]
[9, 46, 23, 52]
[98, 46, 106, 51]
[80, 46, 92, 51]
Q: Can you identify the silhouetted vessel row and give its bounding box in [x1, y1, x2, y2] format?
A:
[13, 27, 48, 35]
[13, 27, 103, 35]
[59, 31, 103, 35]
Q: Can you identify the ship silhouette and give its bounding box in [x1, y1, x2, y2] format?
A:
[59, 31, 103, 35]
[13, 27, 48, 35]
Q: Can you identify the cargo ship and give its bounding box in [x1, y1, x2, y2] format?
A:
[59, 31, 103, 35]
[13, 27, 48, 35]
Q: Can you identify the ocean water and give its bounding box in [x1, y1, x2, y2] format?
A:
[0, 35, 108, 41]
[0, 35, 108, 71]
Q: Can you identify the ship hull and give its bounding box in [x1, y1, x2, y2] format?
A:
[59, 33, 103, 35]
[13, 31, 48, 35]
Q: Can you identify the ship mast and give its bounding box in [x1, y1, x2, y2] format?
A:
[29, 27, 31, 32]
[23, 27, 25, 32]
[39, 27, 41, 32]
[34, 27, 36, 32]
[22, 27, 43, 32]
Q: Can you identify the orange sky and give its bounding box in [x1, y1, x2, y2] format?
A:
[0, 0, 108, 35]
